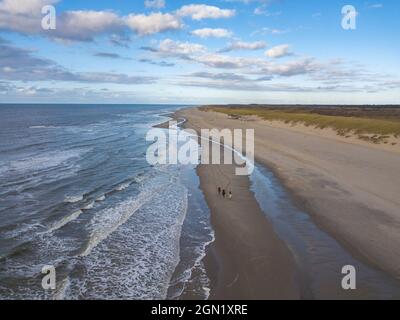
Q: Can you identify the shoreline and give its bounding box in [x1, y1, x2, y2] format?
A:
[172, 110, 300, 299]
[195, 153, 300, 299]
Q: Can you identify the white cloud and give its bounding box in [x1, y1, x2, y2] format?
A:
[0, 0, 58, 15]
[125, 12, 182, 36]
[176, 4, 235, 20]
[0, 0, 58, 34]
[254, 8, 281, 16]
[221, 40, 267, 52]
[0, 38, 156, 84]
[0, 0, 182, 40]
[193, 54, 248, 69]
[251, 27, 289, 36]
[143, 39, 317, 77]
[156, 39, 207, 57]
[191, 28, 232, 38]
[265, 44, 291, 58]
[144, 0, 165, 9]
[55, 10, 122, 41]
[0, 0, 123, 41]
[260, 58, 317, 76]
[253, 1, 281, 17]
[368, 4, 383, 9]
[0, 1, 234, 41]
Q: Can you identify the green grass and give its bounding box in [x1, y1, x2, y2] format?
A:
[205, 107, 400, 137]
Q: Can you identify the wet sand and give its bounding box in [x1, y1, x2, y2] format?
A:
[196, 161, 299, 299]
[172, 114, 300, 299]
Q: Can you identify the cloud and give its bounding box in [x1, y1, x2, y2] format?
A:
[125, 12, 182, 36]
[0, 0, 58, 34]
[109, 34, 131, 48]
[252, 1, 281, 17]
[193, 54, 248, 69]
[0, 40, 155, 84]
[191, 28, 232, 38]
[140, 38, 370, 84]
[0, 1, 236, 41]
[259, 58, 317, 76]
[54, 10, 122, 41]
[144, 0, 166, 9]
[0, 1, 180, 40]
[177, 74, 378, 93]
[189, 72, 249, 81]
[176, 4, 235, 20]
[142, 39, 318, 78]
[220, 40, 267, 52]
[382, 80, 400, 89]
[0, 81, 159, 102]
[254, 8, 281, 16]
[251, 27, 289, 36]
[93, 52, 131, 60]
[139, 58, 175, 67]
[74, 72, 155, 84]
[0, 0, 58, 15]
[367, 4, 383, 9]
[0, 0, 123, 42]
[142, 39, 207, 59]
[265, 44, 292, 58]
[179, 70, 270, 91]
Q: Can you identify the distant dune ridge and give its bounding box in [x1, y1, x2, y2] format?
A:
[203, 105, 400, 148]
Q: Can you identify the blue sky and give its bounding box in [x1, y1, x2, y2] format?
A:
[0, 0, 399, 104]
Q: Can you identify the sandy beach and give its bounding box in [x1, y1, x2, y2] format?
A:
[172, 107, 400, 299]
[196, 157, 299, 299]
[167, 112, 300, 299]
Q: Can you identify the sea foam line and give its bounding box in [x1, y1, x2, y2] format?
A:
[46, 210, 83, 234]
[78, 188, 159, 257]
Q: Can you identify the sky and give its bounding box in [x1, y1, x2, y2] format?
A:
[0, 0, 399, 104]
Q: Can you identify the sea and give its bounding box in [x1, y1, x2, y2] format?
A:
[0, 104, 214, 300]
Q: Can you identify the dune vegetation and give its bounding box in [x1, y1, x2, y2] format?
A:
[203, 105, 400, 143]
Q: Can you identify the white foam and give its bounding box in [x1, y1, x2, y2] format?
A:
[95, 195, 106, 202]
[82, 202, 94, 210]
[53, 277, 71, 300]
[64, 194, 84, 203]
[47, 210, 83, 233]
[3, 149, 88, 175]
[68, 178, 189, 299]
[78, 188, 158, 257]
[115, 182, 131, 191]
[29, 125, 57, 129]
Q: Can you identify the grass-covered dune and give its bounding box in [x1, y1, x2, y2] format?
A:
[202, 105, 400, 143]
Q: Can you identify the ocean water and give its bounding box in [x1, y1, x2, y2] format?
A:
[0, 104, 213, 300]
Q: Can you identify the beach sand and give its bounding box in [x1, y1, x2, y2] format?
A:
[157, 113, 299, 298]
[159, 114, 301, 299]
[196, 160, 300, 299]
[175, 107, 400, 289]
[158, 114, 302, 299]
